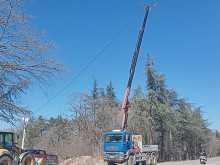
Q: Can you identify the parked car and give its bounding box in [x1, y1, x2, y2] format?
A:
[24, 149, 58, 165]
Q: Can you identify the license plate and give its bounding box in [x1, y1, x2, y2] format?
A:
[110, 155, 114, 159]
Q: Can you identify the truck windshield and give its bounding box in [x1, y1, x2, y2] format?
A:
[105, 134, 122, 143]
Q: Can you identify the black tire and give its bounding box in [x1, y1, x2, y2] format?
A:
[150, 155, 157, 165]
[126, 155, 134, 165]
[107, 162, 116, 165]
[146, 155, 150, 165]
[0, 156, 12, 165]
[20, 154, 35, 165]
[142, 161, 146, 165]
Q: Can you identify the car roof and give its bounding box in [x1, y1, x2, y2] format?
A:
[0, 131, 15, 134]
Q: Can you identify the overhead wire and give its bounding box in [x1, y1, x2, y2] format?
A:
[32, 0, 87, 114]
[34, 6, 144, 114]
[54, 0, 87, 41]
[35, 0, 46, 16]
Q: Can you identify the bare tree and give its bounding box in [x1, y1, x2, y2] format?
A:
[66, 92, 121, 156]
[0, 0, 65, 124]
[67, 93, 92, 136]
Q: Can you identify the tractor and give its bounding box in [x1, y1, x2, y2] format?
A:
[0, 131, 35, 165]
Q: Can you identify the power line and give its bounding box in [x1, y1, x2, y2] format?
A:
[34, 7, 144, 114]
[35, 0, 86, 39]
[33, 0, 87, 114]
[35, 0, 46, 16]
[54, 0, 87, 41]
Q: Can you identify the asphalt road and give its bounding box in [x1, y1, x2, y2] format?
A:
[158, 157, 220, 165]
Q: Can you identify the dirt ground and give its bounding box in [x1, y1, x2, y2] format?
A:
[59, 156, 220, 165]
[59, 156, 104, 165]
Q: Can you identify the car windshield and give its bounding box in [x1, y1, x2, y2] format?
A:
[25, 150, 34, 154]
[105, 134, 123, 143]
[25, 150, 46, 155]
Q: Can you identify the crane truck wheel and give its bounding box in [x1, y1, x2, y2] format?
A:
[141, 161, 146, 165]
[150, 155, 157, 165]
[126, 155, 134, 165]
[107, 162, 116, 165]
[146, 155, 150, 165]
[0, 156, 12, 165]
[20, 154, 35, 165]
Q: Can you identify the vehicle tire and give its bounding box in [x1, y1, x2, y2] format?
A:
[107, 162, 116, 165]
[0, 156, 12, 165]
[142, 161, 146, 165]
[20, 154, 35, 165]
[146, 155, 150, 165]
[126, 155, 134, 165]
[150, 155, 157, 165]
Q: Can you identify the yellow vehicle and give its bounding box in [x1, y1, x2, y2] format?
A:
[0, 131, 35, 165]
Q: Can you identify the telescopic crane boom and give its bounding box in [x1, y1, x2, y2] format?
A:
[121, 3, 156, 131]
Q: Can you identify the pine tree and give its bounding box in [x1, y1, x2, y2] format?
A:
[129, 84, 149, 143]
[106, 80, 116, 100]
[90, 78, 100, 125]
[25, 116, 47, 148]
[91, 77, 99, 99]
[144, 55, 158, 145]
[144, 54, 176, 161]
[106, 80, 118, 107]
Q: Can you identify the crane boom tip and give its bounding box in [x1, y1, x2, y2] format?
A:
[140, 2, 157, 8]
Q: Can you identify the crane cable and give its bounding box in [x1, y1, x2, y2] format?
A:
[34, 7, 144, 114]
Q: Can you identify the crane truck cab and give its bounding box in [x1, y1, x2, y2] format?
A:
[103, 130, 133, 164]
[0, 131, 35, 165]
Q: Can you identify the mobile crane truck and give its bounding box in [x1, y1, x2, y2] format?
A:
[103, 3, 158, 165]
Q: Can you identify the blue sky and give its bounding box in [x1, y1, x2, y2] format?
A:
[2, 0, 220, 131]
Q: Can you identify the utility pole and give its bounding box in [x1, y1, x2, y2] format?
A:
[121, 2, 157, 131]
[21, 117, 29, 150]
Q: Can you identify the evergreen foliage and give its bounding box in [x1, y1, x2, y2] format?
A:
[106, 80, 118, 107]
[106, 80, 116, 101]
[91, 77, 99, 99]
[128, 54, 212, 162]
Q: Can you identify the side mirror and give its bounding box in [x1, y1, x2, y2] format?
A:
[126, 134, 129, 142]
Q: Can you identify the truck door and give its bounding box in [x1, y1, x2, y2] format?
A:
[124, 134, 131, 150]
